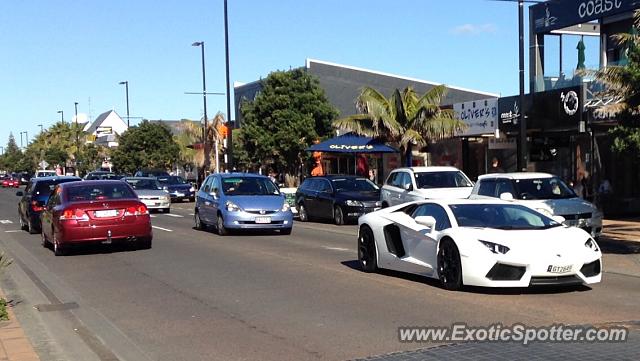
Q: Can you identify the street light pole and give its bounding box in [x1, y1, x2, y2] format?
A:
[19, 132, 23, 148]
[224, 0, 233, 170]
[75, 102, 80, 176]
[38, 124, 43, 134]
[57, 110, 64, 123]
[119, 81, 130, 127]
[192, 41, 215, 174]
[517, 0, 527, 171]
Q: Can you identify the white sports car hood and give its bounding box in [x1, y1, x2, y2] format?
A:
[455, 225, 593, 259]
[412, 187, 473, 199]
[520, 197, 597, 216]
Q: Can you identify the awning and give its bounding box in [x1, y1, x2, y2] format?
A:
[306, 133, 397, 153]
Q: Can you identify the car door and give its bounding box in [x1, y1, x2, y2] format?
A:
[314, 179, 335, 219]
[197, 176, 215, 223]
[19, 180, 34, 222]
[383, 171, 406, 206]
[209, 176, 223, 219]
[299, 179, 319, 217]
[396, 172, 416, 205]
[41, 187, 61, 240]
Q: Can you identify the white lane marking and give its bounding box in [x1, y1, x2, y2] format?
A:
[0, 220, 13, 224]
[5, 230, 21, 233]
[188, 213, 195, 216]
[164, 214, 184, 218]
[152, 226, 173, 232]
[323, 246, 351, 252]
[150, 215, 157, 218]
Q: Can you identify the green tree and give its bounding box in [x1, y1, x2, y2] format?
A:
[77, 143, 108, 175]
[1, 134, 24, 173]
[333, 86, 466, 166]
[239, 68, 338, 180]
[111, 120, 180, 174]
[580, 11, 640, 153]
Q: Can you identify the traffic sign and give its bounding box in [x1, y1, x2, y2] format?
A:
[39, 160, 49, 169]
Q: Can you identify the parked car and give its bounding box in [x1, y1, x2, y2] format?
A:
[84, 171, 121, 180]
[122, 177, 171, 213]
[35, 170, 58, 178]
[134, 169, 170, 178]
[17, 176, 82, 234]
[295, 175, 381, 225]
[357, 198, 602, 290]
[157, 175, 195, 202]
[194, 173, 293, 235]
[380, 167, 474, 207]
[469, 172, 603, 239]
[40, 180, 152, 255]
[2, 177, 20, 188]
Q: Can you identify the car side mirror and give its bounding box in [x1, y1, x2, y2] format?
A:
[415, 215, 436, 230]
[16, 191, 24, 197]
[499, 192, 514, 201]
[552, 215, 566, 224]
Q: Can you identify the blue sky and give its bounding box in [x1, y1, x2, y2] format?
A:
[0, 0, 600, 149]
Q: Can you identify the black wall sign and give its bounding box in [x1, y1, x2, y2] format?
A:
[529, 86, 583, 130]
[531, 0, 639, 34]
[498, 95, 532, 133]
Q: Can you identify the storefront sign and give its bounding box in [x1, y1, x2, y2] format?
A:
[96, 126, 113, 136]
[453, 98, 498, 136]
[531, 0, 637, 34]
[498, 95, 532, 133]
[529, 86, 583, 130]
[489, 137, 517, 150]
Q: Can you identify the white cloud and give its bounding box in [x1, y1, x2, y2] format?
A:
[451, 23, 497, 35]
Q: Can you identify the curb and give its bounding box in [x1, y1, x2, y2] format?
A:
[0, 288, 40, 361]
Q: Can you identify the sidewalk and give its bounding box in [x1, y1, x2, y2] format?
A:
[602, 218, 640, 243]
[0, 291, 39, 361]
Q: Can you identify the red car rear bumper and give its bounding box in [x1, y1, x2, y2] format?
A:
[57, 221, 152, 245]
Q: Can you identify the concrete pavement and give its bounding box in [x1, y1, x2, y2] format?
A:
[0, 289, 39, 361]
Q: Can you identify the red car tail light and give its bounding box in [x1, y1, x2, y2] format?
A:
[60, 208, 89, 221]
[31, 201, 44, 212]
[125, 205, 149, 216]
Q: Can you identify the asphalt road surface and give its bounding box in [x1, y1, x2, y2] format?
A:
[0, 186, 638, 361]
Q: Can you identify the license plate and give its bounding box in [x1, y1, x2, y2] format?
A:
[95, 210, 118, 218]
[255, 216, 271, 224]
[547, 265, 572, 274]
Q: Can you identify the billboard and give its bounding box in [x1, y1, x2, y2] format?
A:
[531, 0, 638, 34]
[453, 98, 498, 136]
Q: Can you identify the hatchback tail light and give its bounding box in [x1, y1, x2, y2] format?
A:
[125, 205, 149, 216]
[31, 201, 44, 212]
[60, 208, 89, 221]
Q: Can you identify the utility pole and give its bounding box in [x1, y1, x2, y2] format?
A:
[517, 0, 527, 171]
[224, 0, 234, 170]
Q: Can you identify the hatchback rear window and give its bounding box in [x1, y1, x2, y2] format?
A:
[65, 183, 136, 202]
[33, 179, 78, 196]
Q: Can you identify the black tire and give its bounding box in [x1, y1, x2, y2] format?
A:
[216, 214, 227, 236]
[28, 219, 38, 234]
[381, 202, 389, 209]
[280, 228, 292, 235]
[138, 237, 152, 250]
[164, 208, 171, 214]
[19, 216, 28, 231]
[358, 226, 378, 273]
[298, 203, 308, 222]
[333, 206, 344, 225]
[194, 211, 206, 230]
[437, 238, 463, 291]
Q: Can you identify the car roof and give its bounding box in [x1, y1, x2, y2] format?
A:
[217, 172, 268, 179]
[392, 166, 462, 173]
[32, 176, 81, 182]
[123, 177, 156, 180]
[416, 198, 514, 207]
[59, 180, 126, 188]
[477, 172, 554, 180]
[307, 174, 366, 180]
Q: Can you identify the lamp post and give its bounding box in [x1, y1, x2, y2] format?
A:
[57, 110, 64, 123]
[192, 41, 215, 174]
[74, 102, 80, 176]
[517, 0, 527, 172]
[119, 81, 130, 127]
[224, 0, 233, 170]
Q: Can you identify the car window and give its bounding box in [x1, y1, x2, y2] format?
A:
[299, 179, 312, 191]
[202, 176, 214, 193]
[411, 203, 451, 231]
[514, 177, 576, 200]
[125, 178, 161, 190]
[385, 172, 398, 186]
[477, 179, 497, 197]
[496, 179, 516, 198]
[47, 187, 62, 208]
[449, 203, 561, 230]
[64, 183, 137, 202]
[331, 177, 379, 192]
[211, 177, 221, 193]
[415, 171, 473, 189]
[317, 179, 332, 193]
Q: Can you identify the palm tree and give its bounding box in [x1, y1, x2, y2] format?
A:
[333, 85, 467, 166]
[175, 112, 225, 172]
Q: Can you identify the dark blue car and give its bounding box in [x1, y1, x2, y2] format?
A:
[157, 175, 195, 202]
[17, 176, 81, 233]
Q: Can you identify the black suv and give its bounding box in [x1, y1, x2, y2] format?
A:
[295, 175, 381, 225]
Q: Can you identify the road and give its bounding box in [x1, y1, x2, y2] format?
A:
[0, 186, 639, 361]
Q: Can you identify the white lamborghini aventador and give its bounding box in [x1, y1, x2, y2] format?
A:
[357, 199, 602, 290]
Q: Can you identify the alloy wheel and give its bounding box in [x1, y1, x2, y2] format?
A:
[437, 239, 462, 291]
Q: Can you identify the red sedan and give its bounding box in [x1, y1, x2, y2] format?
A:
[2, 178, 20, 188]
[40, 180, 153, 256]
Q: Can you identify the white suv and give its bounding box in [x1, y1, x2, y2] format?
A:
[469, 172, 603, 238]
[380, 166, 474, 207]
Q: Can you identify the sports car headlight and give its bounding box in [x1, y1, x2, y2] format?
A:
[226, 201, 241, 212]
[535, 208, 553, 217]
[345, 200, 363, 207]
[585, 238, 599, 252]
[479, 240, 510, 254]
[281, 202, 290, 212]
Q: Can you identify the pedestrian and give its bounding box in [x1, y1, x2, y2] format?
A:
[488, 157, 504, 173]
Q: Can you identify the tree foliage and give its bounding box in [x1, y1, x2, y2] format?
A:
[0, 134, 24, 172]
[333, 85, 466, 166]
[238, 68, 338, 175]
[111, 120, 180, 174]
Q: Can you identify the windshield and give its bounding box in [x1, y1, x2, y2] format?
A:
[222, 177, 279, 196]
[515, 177, 576, 200]
[415, 171, 473, 189]
[331, 177, 379, 192]
[124, 178, 161, 190]
[449, 203, 562, 230]
[157, 176, 187, 185]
